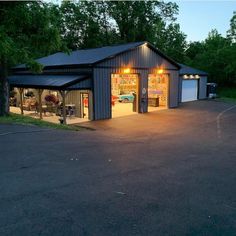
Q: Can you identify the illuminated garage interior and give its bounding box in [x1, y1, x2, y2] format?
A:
[148, 73, 169, 112]
[111, 73, 139, 118]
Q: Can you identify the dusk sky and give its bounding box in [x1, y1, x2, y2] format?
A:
[173, 0, 236, 42]
[49, 0, 235, 43]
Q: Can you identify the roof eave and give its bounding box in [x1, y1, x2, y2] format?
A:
[180, 73, 208, 76]
[8, 75, 91, 90]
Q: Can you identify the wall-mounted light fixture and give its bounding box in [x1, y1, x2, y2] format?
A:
[123, 68, 131, 74]
[157, 69, 164, 74]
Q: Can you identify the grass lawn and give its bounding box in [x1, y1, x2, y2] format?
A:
[218, 87, 236, 103]
[0, 113, 82, 131]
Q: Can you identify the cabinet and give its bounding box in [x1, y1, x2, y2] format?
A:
[148, 97, 159, 107]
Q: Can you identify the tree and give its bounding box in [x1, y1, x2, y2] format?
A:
[106, 0, 179, 42]
[227, 11, 236, 43]
[184, 29, 233, 85]
[184, 41, 205, 63]
[153, 22, 187, 62]
[0, 2, 63, 116]
[58, 1, 119, 50]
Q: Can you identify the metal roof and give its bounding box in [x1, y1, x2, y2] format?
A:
[179, 63, 208, 76]
[8, 74, 90, 90]
[15, 42, 145, 69]
[15, 41, 180, 69]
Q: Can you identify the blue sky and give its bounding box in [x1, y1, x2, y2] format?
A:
[173, 1, 236, 42]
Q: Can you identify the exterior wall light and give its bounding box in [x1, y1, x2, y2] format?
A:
[157, 69, 164, 74]
[183, 75, 189, 79]
[195, 75, 200, 79]
[189, 75, 194, 79]
[123, 68, 131, 74]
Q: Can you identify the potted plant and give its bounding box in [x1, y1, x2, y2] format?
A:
[44, 94, 59, 105]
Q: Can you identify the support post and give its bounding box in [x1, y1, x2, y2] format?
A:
[38, 89, 43, 119]
[60, 90, 67, 125]
[18, 88, 24, 115]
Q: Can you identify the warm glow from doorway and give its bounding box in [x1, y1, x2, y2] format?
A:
[123, 68, 131, 74]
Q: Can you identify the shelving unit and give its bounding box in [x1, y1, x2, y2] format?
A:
[148, 74, 168, 108]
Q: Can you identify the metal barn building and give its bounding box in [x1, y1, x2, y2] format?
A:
[8, 41, 207, 123]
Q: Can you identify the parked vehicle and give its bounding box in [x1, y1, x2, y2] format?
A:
[118, 94, 134, 103]
[207, 83, 217, 98]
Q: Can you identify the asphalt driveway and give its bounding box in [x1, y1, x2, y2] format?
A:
[0, 100, 236, 236]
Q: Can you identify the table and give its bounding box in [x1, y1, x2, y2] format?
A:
[65, 104, 76, 116]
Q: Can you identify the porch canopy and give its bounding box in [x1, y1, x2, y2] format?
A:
[7, 74, 91, 124]
[8, 74, 91, 90]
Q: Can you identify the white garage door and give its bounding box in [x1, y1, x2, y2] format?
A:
[182, 79, 198, 102]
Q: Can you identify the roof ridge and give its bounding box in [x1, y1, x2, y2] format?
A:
[72, 41, 146, 53]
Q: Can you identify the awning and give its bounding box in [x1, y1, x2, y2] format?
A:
[8, 74, 91, 90]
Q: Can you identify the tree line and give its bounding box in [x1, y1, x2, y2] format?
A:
[0, 1, 236, 115]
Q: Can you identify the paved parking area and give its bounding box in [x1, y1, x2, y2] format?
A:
[0, 100, 236, 236]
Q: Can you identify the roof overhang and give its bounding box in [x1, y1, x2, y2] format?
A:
[8, 74, 91, 90]
[178, 63, 208, 76]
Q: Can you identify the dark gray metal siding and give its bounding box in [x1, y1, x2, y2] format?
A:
[97, 45, 178, 70]
[178, 76, 183, 103]
[169, 71, 180, 107]
[67, 78, 92, 90]
[198, 76, 207, 99]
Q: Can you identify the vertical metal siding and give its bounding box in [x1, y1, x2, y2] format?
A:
[169, 71, 180, 108]
[198, 76, 207, 99]
[178, 76, 183, 103]
[65, 91, 81, 117]
[98, 45, 178, 70]
[88, 90, 94, 120]
[67, 78, 92, 90]
[139, 70, 148, 113]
